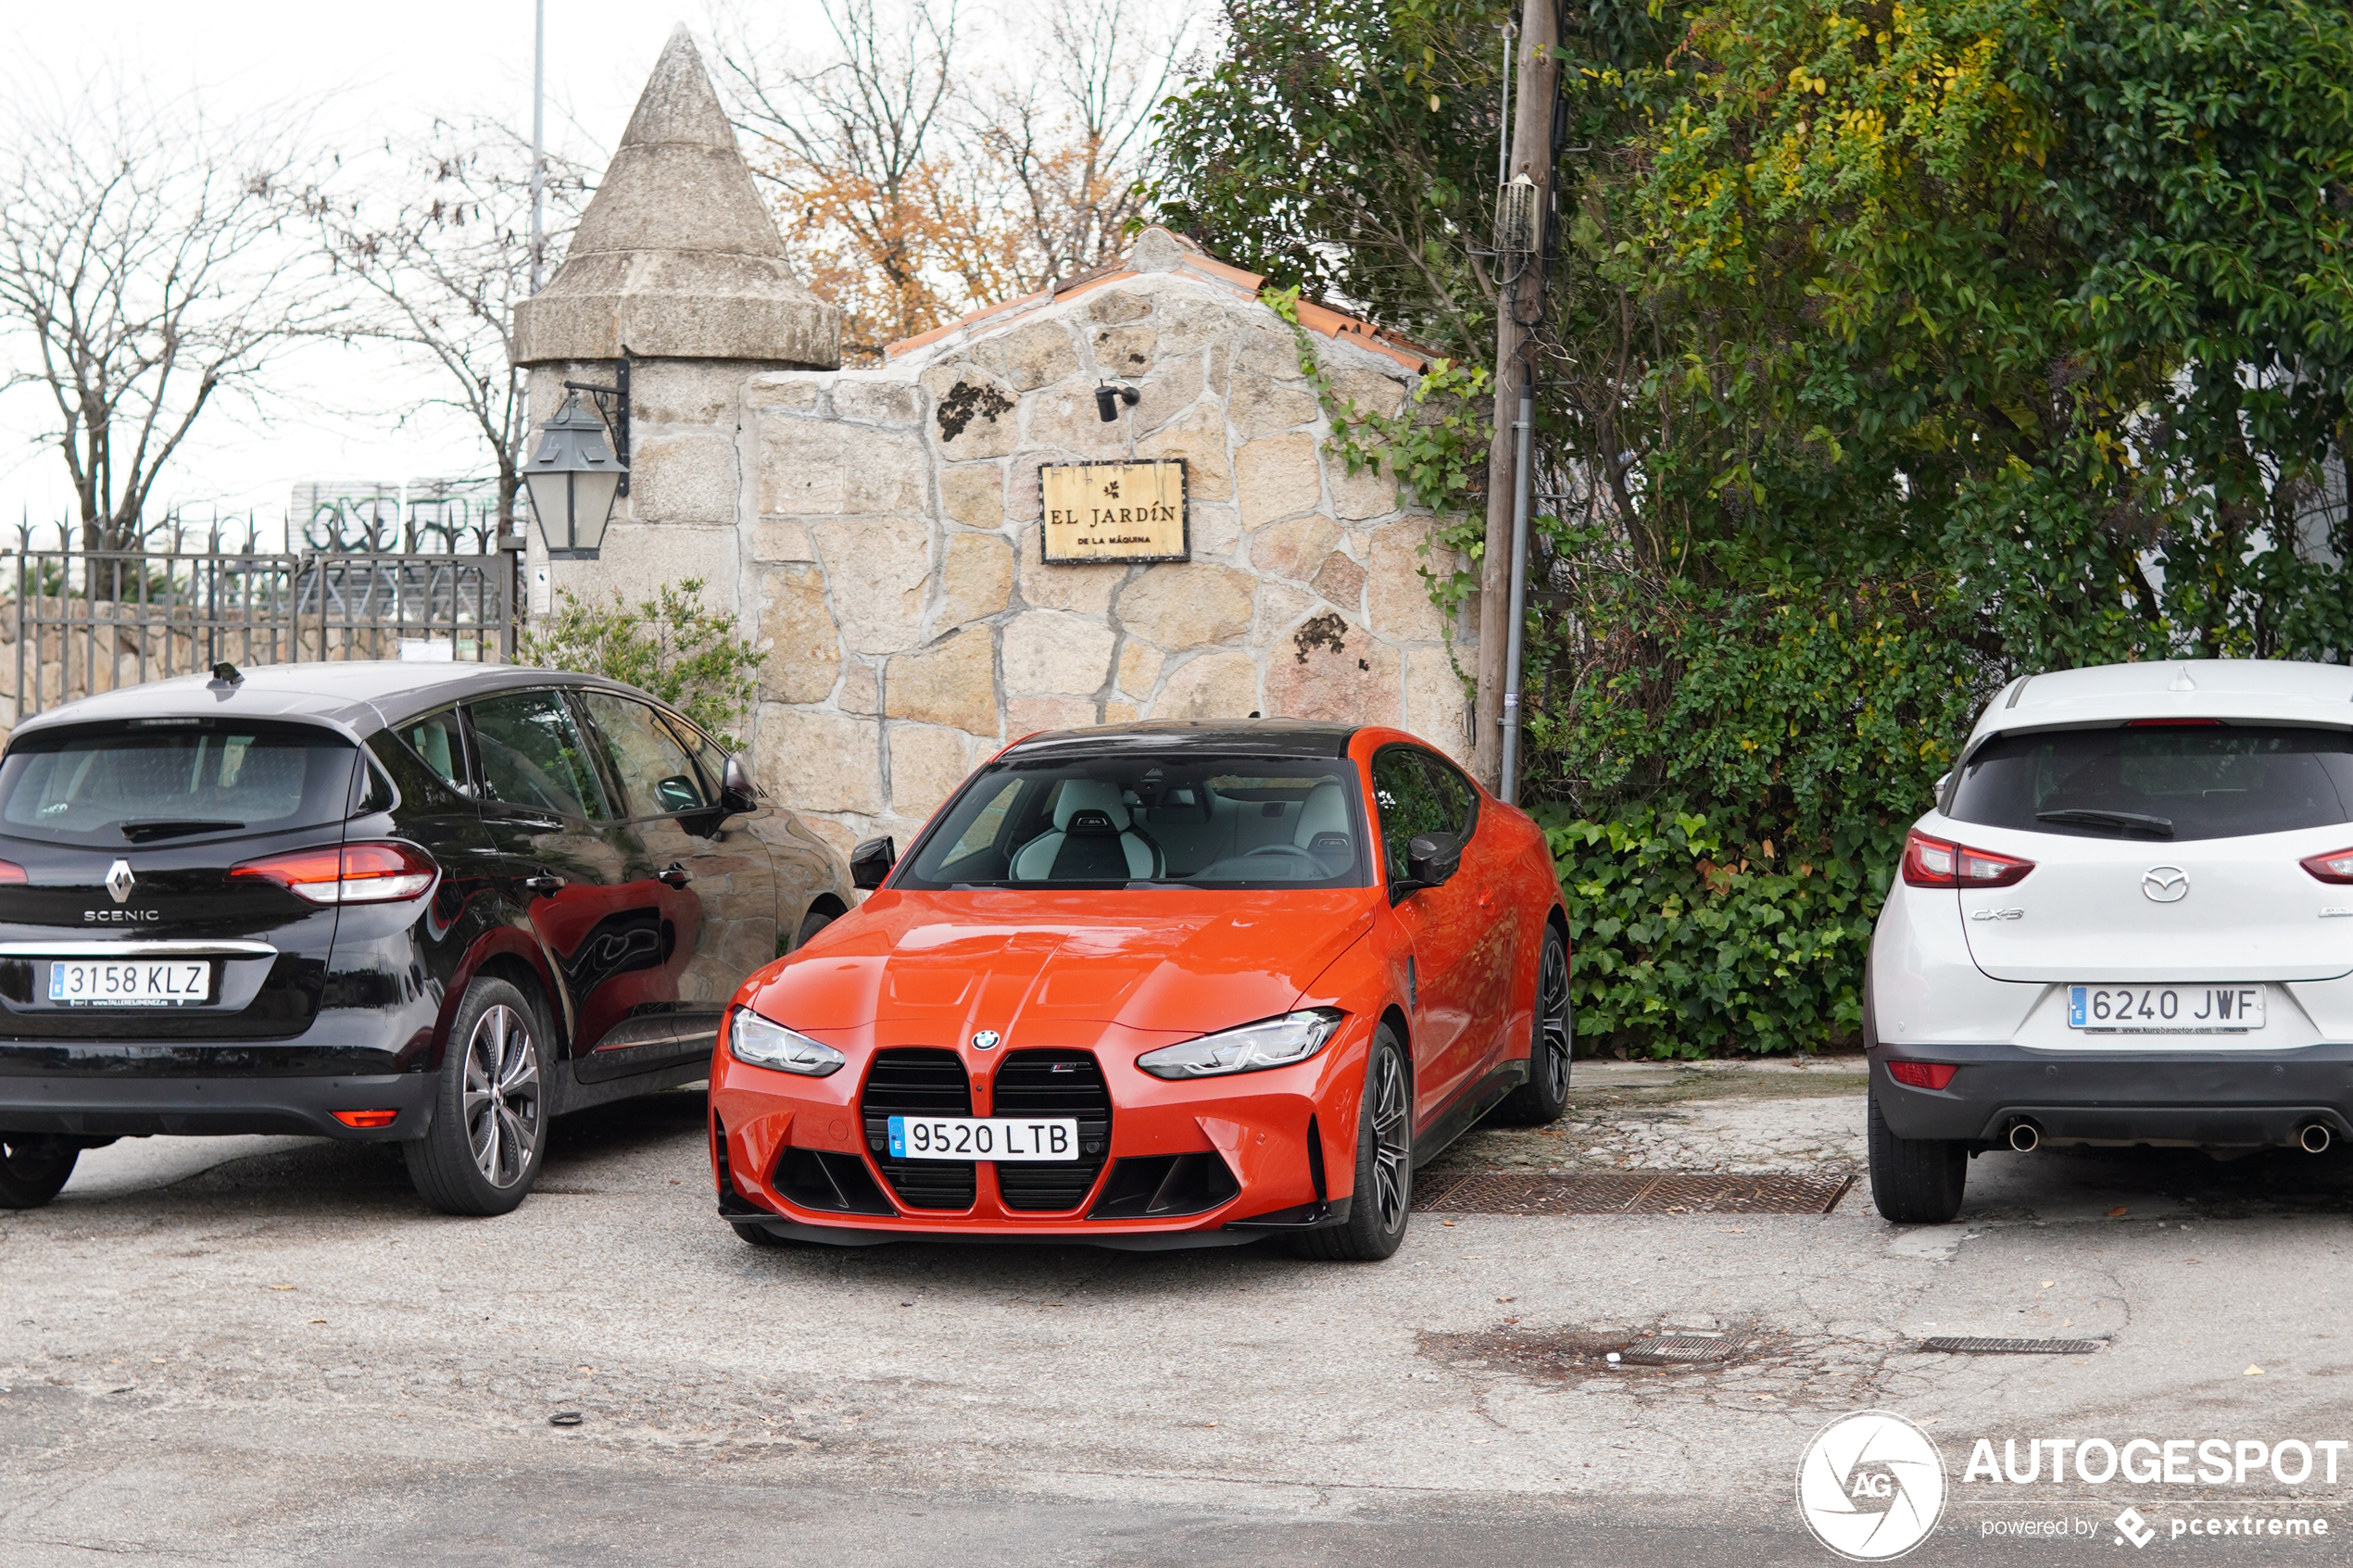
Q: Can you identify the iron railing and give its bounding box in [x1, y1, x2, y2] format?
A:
[10, 524, 518, 721]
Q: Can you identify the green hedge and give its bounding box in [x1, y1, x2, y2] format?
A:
[1541, 807, 1881, 1060]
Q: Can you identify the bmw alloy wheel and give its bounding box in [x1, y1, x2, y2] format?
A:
[1368, 1043, 1409, 1231]
[1539, 936, 1571, 1102]
[463, 1003, 541, 1187]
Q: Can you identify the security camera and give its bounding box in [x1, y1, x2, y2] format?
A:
[1094, 382, 1140, 422]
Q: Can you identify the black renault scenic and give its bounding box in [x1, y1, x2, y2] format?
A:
[0, 662, 852, 1214]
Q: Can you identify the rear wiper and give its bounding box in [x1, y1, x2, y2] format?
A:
[119, 819, 244, 843]
[2035, 808, 2173, 838]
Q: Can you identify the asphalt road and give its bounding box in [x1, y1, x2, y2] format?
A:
[6, 1061, 2352, 1566]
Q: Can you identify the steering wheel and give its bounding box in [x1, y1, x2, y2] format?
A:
[1243, 843, 1326, 867]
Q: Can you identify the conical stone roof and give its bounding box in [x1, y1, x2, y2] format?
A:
[513, 25, 840, 367]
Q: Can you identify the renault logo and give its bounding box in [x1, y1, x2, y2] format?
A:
[970, 1030, 1000, 1050]
[2142, 865, 2189, 904]
[106, 859, 136, 905]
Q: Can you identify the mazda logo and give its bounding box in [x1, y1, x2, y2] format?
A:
[2142, 865, 2189, 904]
[106, 859, 136, 905]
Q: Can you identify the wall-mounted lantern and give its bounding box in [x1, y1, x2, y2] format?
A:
[523, 354, 631, 560]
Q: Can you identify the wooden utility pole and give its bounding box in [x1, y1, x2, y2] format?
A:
[1472, 2, 1558, 793]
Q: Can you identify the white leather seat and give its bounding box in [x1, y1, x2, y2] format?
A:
[1293, 781, 1354, 864]
[1010, 781, 1159, 881]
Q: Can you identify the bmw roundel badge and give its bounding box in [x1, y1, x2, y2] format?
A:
[971, 1030, 1000, 1050]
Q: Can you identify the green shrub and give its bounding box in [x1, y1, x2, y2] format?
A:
[1543, 807, 1879, 1060]
[1523, 551, 1994, 1056]
[519, 579, 764, 749]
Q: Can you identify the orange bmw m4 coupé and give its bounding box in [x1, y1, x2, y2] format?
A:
[708, 721, 1570, 1260]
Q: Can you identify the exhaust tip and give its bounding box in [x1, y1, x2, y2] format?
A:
[2008, 1120, 2041, 1153]
[2298, 1123, 2333, 1155]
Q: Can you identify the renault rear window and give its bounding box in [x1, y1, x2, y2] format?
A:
[1947, 725, 2353, 842]
[0, 720, 362, 846]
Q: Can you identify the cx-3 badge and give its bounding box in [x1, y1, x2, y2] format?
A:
[971, 1030, 1000, 1050]
[106, 859, 136, 904]
[2142, 865, 2189, 904]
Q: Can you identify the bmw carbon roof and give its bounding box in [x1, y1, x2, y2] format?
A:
[1003, 719, 1361, 761]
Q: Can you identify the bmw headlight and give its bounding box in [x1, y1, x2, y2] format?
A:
[727, 1007, 846, 1077]
[1136, 1010, 1343, 1080]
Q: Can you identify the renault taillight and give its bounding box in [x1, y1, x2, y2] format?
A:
[231, 842, 437, 904]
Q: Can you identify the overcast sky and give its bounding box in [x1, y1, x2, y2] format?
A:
[0, 2, 749, 545]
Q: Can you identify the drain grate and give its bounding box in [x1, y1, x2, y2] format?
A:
[1919, 1336, 2105, 1355]
[1416, 1170, 1853, 1216]
[1619, 1334, 1740, 1366]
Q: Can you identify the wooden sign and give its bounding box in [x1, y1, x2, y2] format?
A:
[1038, 459, 1189, 565]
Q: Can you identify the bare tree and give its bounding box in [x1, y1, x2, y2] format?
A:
[0, 70, 341, 555]
[941, 0, 1189, 301]
[711, 0, 1194, 358]
[713, 0, 963, 357]
[309, 119, 592, 534]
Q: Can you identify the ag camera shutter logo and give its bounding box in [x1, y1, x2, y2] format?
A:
[1796, 1410, 1947, 1560]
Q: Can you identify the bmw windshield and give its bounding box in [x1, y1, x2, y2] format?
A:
[896, 755, 1371, 890]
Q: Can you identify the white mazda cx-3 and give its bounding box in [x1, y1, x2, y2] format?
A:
[1869, 659, 2353, 1223]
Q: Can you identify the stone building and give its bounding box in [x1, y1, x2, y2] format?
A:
[519, 29, 1474, 861]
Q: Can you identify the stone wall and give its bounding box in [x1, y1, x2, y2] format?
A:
[737, 257, 1471, 859]
[522, 358, 799, 619]
[534, 237, 1476, 863]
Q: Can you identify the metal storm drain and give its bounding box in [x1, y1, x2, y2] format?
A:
[1618, 1334, 1741, 1366]
[1919, 1336, 2105, 1356]
[1416, 1170, 1853, 1216]
[1417, 1323, 1768, 1383]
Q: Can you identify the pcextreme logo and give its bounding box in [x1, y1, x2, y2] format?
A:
[1797, 1410, 1948, 1562]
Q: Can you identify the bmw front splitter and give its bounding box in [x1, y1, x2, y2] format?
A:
[717, 1195, 1354, 1250]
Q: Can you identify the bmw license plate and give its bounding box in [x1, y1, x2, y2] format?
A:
[46, 960, 211, 1006]
[2069, 985, 2264, 1033]
[887, 1115, 1078, 1161]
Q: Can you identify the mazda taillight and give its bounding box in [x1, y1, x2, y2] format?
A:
[0, 859, 24, 884]
[1886, 1061, 1958, 1090]
[231, 842, 437, 904]
[2302, 848, 2353, 884]
[1903, 829, 2034, 888]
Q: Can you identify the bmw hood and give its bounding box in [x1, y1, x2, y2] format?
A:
[749, 888, 1380, 1039]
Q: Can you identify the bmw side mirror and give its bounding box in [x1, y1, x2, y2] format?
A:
[720, 754, 761, 816]
[1405, 834, 1461, 888]
[849, 835, 897, 891]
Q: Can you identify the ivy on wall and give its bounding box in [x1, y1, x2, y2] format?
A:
[1265, 285, 1492, 680]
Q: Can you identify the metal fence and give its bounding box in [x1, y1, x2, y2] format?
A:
[8, 524, 519, 721]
